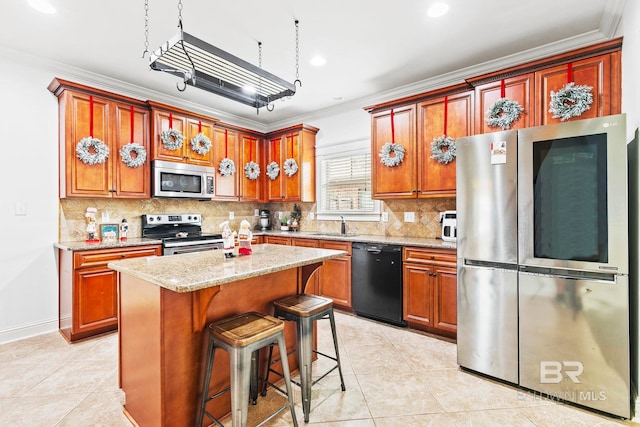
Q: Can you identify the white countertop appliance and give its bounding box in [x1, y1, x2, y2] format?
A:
[440, 210, 457, 242]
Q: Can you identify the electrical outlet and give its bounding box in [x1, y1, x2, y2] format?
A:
[14, 201, 27, 216]
[381, 212, 388, 222]
[404, 212, 415, 223]
[278, 211, 283, 220]
[309, 212, 315, 220]
[254, 209, 259, 216]
[101, 211, 110, 222]
[229, 211, 234, 220]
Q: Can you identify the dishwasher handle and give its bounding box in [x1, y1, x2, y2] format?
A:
[353, 242, 402, 254]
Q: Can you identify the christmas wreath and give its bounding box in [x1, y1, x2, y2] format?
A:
[244, 161, 261, 180]
[161, 128, 184, 150]
[284, 158, 299, 177]
[190, 132, 211, 155]
[218, 158, 236, 177]
[549, 82, 593, 121]
[119, 143, 147, 168]
[76, 137, 110, 165]
[430, 135, 456, 164]
[486, 97, 524, 130]
[267, 161, 280, 180]
[379, 142, 405, 167]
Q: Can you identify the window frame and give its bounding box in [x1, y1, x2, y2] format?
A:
[316, 139, 380, 221]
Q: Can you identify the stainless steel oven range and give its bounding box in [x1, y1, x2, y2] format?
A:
[141, 214, 224, 255]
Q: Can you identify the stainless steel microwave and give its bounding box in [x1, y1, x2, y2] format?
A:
[152, 160, 215, 199]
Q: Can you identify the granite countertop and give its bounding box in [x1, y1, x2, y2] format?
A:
[55, 238, 163, 251]
[108, 243, 345, 293]
[256, 230, 457, 250]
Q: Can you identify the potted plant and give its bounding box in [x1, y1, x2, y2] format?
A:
[280, 217, 289, 231]
[290, 204, 302, 231]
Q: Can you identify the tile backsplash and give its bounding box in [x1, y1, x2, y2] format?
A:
[59, 198, 455, 242]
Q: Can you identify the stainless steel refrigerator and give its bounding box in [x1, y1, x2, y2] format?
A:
[456, 114, 631, 418]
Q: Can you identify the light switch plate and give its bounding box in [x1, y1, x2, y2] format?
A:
[309, 212, 315, 220]
[404, 212, 415, 222]
[381, 212, 388, 222]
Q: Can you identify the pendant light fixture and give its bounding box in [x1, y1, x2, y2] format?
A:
[144, 0, 301, 112]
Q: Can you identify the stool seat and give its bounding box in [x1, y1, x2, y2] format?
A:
[198, 312, 298, 427]
[210, 312, 284, 347]
[273, 294, 333, 317]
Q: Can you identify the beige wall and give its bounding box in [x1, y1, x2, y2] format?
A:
[59, 197, 455, 241]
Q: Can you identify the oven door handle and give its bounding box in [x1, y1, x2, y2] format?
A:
[163, 239, 224, 248]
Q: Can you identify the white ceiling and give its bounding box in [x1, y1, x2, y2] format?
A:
[1, 0, 624, 129]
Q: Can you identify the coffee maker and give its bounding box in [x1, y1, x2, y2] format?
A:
[257, 209, 272, 230]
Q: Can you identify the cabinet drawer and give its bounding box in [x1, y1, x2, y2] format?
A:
[319, 240, 352, 256]
[403, 246, 456, 266]
[74, 245, 161, 269]
[291, 238, 320, 248]
[264, 236, 292, 246]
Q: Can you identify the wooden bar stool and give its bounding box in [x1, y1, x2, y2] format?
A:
[197, 312, 298, 427]
[262, 294, 346, 422]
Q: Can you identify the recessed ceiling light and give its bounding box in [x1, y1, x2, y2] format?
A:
[310, 56, 326, 67]
[427, 2, 449, 18]
[333, 96, 343, 101]
[28, 0, 56, 14]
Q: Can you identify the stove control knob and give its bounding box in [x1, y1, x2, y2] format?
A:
[187, 215, 192, 220]
[193, 215, 198, 221]
[148, 217, 154, 222]
[156, 216, 161, 221]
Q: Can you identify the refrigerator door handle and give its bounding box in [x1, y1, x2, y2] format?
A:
[518, 265, 618, 284]
[464, 258, 518, 271]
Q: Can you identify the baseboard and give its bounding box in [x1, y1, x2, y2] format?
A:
[0, 318, 58, 345]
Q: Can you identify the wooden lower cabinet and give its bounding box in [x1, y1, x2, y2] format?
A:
[58, 244, 162, 342]
[403, 246, 457, 338]
[266, 236, 352, 310]
[316, 240, 352, 310]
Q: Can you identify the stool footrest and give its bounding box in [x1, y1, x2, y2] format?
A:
[264, 348, 339, 391]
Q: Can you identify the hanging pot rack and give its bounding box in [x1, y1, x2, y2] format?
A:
[145, 1, 300, 111]
[149, 29, 296, 109]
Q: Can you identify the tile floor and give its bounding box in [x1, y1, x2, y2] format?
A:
[1, 311, 639, 426]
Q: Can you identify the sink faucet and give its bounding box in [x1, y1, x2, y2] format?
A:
[340, 216, 346, 235]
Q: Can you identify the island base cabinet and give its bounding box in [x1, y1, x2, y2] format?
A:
[58, 245, 161, 343]
[118, 267, 310, 427]
[402, 247, 457, 339]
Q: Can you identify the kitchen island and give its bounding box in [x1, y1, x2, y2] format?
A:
[108, 243, 346, 427]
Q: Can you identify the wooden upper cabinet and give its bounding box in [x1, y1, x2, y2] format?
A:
[239, 134, 264, 202]
[48, 78, 151, 199]
[148, 101, 218, 167]
[265, 124, 318, 202]
[535, 53, 618, 126]
[474, 73, 534, 134]
[113, 102, 151, 197]
[417, 90, 473, 197]
[371, 105, 417, 199]
[212, 127, 239, 200]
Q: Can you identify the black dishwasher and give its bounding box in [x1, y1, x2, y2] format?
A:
[351, 242, 405, 327]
